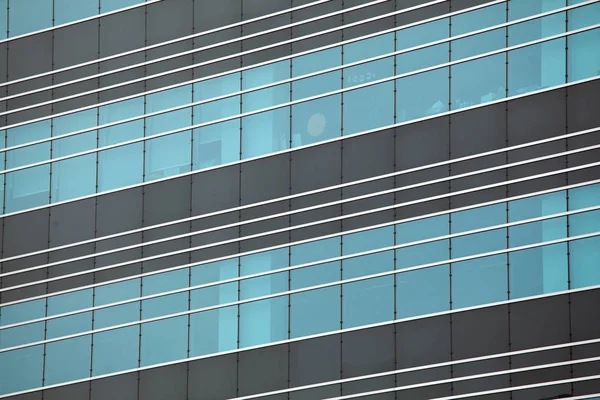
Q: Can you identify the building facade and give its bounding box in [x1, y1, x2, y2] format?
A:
[0, 0, 599, 398]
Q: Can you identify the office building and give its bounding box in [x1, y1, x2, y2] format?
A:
[0, 0, 599, 398]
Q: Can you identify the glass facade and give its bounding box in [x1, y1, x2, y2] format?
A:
[0, 0, 599, 398]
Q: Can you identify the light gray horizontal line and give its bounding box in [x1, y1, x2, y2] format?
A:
[0, 0, 162, 45]
[231, 337, 600, 400]
[0, 75, 596, 225]
[2, 172, 598, 310]
[564, 394, 600, 400]
[3, 204, 596, 331]
[1, 143, 597, 284]
[1, 23, 596, 176]
[0, 0, 390, 109]
[1, 120, 596, 267]
[2, 0, 568, 156]
[0, 0, 331, 85]
[0, 284, 597, 399]
[1, 229, 597, 354]
[0, 0, 496, 127]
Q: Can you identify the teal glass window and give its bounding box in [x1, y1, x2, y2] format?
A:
[54, 0, 98, 25]
[509, 0, 565, 21]
[0, 300, 45, 349]
[145, 85, 192, 181]
[451, 204, 507, 258]
[239, 249, 288, 347]
[46, 290, 93, 338]
[45, 336, 92, 385]
[189, 259, 238, 356]
[193, 73, 240, 169]
[241, 61, 290, 159]
[140, 316, 188, 367]
[397, 215, 450, 268]
[452, 4, 506, 58]
[569, 183, 600, 236]
[291, 47, 341, 148]
[291, 236, 341, 266]
[141, 269, 188, 320]
[0, 321, 44, 350]
[568, 26, 600, 82]
[0, 346, 43, 395]
[397, 240, 449, 270]
[570, 236, 600, 288]
[397, 265, 450, 319]
[290, 285, 340, 339]
[452, 254, 508, 309]
[343, 34, 394, 135]
[98, 98, 144, 192]
[100, 0, 141, 13]
[0, 131, 4, 213]
[92, 326, 139, 376]
[343, 225, 394, 255]
[0, 0, 7, 39]
[8, 0, 52, 37]
[510, 216, 567, 247]
[94, 279, 140, 328]
[509, 243, 568, 299]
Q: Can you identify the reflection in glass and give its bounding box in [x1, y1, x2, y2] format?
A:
[510, 243, 568, 299]
[452, 254, 508, 308]
[8, 0, 52, 36]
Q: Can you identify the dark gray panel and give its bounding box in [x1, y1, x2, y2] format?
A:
[342, 325, 395, 378]
[3, 209, 49, 256]
[571, 289, 600, 341]
[7, 32, 53, 80]
[291, 141, 341, 193]
[241, 153, 290, 205]
[396, 315, 451, 368]
[290, 334, 341, 386]
[194, 0, 241, 32]
[96, 188, 144, 236]
[188, 354, 237, 400]
[192, 165, 240, 214]
[138, 363, 188, 400]
[90, 373, 138, 400]
[43, 382, 90, 400]
[99, 7, 146, 57]
[50, 198, 96, 246]
[54, 20, 100, 69]
[451, 305, 509, 359]
[143, 177, 192, 225]
[147, 0, 193, 45]
[238, 344, 289, 396]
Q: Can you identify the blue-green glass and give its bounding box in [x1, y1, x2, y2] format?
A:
[570, 236, 600, 288]
[0, 346, 43, 395]
[0, 0, 6, 39]
[52, 110, 97, 202]
[100, 0, 140, 12]
[291, 236, 340, 265]
[292, 47, 341, 98]
[510, 216, 567, 247]
[239, 249, 288, 347]
[0, 299, 45, 327]
[452, 3, 506, 58]
[344, 34, 394, 135]
[569, 183, 600, 235]
[397, 240, 450, 269]
[45, 335, 91, 385]
[568, 27, 600, 82]
[0, 130, 4, 214]
[94, 279, 140, 328]
[452, 254, 508, 308]
[397, 264, 450, 318]
[0, 321, 44, 349]
[452, 204, 507, 258]
[140, 315, 187, 366]
[290, 285, 340, 338]
[54, 0, 98, 25]
[142, 269, 188, 319]
[509, 12, 565, 46]
[453, 203, 506, 232]
[509, 190, 566, 221]
[242, 61, 289, 112]
[92, 326, 139, 376]
[8, 0, 52, 36]
[193, 73, 240, 169]
[46, 290, 93, 338]
[343, 251, 393, 279]
[508, 38, 566, 96]
[451, 53, 506, 109]
[397, 215, 449, 243]
[189, 260, 238, 356]
[98, 98, 144, 191]
[509, 0, 565, 21]
[343, 226, 394, 255]
[509, 243, 568, 299]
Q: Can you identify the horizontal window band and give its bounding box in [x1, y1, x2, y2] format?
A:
[0, 0, 330, 82]
[1, 229, 598, 354]
[0, 0, 500, 127]
[0, 0, 393, 110]
[1, 144, 597, 284]
[232, 338, 600, 400]
[0, 285, 598, 400]
[3, 203, 597, 331]
[1, 123, 597, 268]
[0, 0, 586, 157]
[1, 24, 596, 177]
[331, 373, 600, 400]
[0, 0, 162, 45]
[2, 172, 598, 310]
[0, 76, 596, 222]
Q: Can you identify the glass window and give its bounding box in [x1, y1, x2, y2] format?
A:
[46, 290, 93, 338]
[140, 316, 187, 367]
[92, 326, 139, 376]
[142, 269, 188, 320]
[509, 243, 568, 299]
[0, 301, 45, 350]
[568, 27, 600, 82]
[452, 4, 506, 58]
[343, 251, 393, 280]
[452, 254, 508, 309]
[189, 260, 238, 357]
[100, 0, 141, 13]
[98, 98, 144, 192]
[193, 73, 240, 169]
[509, 0, 566, 21]
[451, 53, 506, 110]
[94, 279, 140, 328]
[290, 286, 340, 339]
[343, 226, 394, 255]
[0, 0, 6, 39]
[452, 204, 507, 258]
[397, 215, 449, 243]
[510, 216, 567, 247]
[242, 61, 289, 112]
[45, 336, 92, 385]
[509, 191, 566, 221]
[0, 322, 44, 350]
[239, 249, 288, 347]
[397, 67, 449, 122]
[397, 265, 450, 318]
[8, 0, 52, 36]
[0, 346, 44, 394]
[397, 240, 449, 270]
[54, 0, 98, 25]
[570, 236, 600, 288]
[0, 298, 45, 327]
[569, 183, 600, 236]
[343, 34, 394, 135]
[291, 236, 340, 266]
[509, 11, 565, 46]
[0, 131, 3, 213]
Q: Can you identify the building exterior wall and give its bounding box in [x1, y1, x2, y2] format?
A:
[0, 0, 599, 399]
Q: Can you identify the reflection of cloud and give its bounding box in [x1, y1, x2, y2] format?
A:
[307, 113, 326, 137]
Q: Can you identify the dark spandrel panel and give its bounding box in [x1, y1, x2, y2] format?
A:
[7, 32, 53, 80]
[571, 289, 600, 341]
[193, 38, 241, 78]
[508, 88, 566, 145]
[291, 141, 341, 194]
[0, 256, 48, 302]
[396, 366, 451, 390]
[50, 198, 96, 246]
[52, 84, 99, 114]
[396, 315, 451, 368]
[47, 245, 95, 292]
[450, 184, 506, 209]
[190, 218, 240, 263]
[99, 7, 146, 57]
[290, 334, 341, 386]
[450, 102, 506, 158]
[243, 12, 290, 45]
[290, 192, 342, 242]
[238, 344, 289, 396]
[192, 165, 240, 214]
[194, 0, 241, 33]
[567, 79, 600, 133]
[239, 202, 289, 252]
[53, 20, 100, 69]
[508, 153, 566, 196]
[146, 0, 193, 45]
[510, 365, 572, 400]
[342, 179, 395, 231]
[90, 373, 138, 400]
[4, 392, 42, 400]
[138, 363, 188, 400]
[43, 382, 90, 400]
[396, 1, 449, 26]
[3, 209, 49, 256]
[452, 358, 511, 397]
[452, 0, 499, 11]
[288, 385, 341, 400]
[509, 294, 570, 350]
[507, 173, 566, 199]
[141, 232, 190, 274]
[342, 325, 395, 378]
[243, 0, 290, 20]
[188, 354, 237, 400]
[6, 85, 52, 125]
[96, 187, 144, 236]
[241, 154, 290, 205]
[146, 58, 194, 91]
[343, 129, 395, 181]
[341, 376, 396, 400]
[343, 2, 395, 41]
[144, 177, 192, 225]
[396, 117, 450, 169]
[0, 43, 7, 84]
[395, 181, 450, 221]
[452, 304, 509, 359]
[572, 344, 600, 396]
[396, 368, 453, 400]
[291, 0, 342, 53]
[242, 31, 291, 67]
